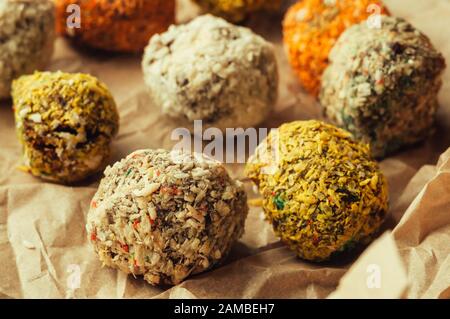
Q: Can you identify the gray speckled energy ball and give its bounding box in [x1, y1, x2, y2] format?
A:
[0, 0, 55, 99]
[320, 16, 446, 158]
[87, 149, 248, 286]
[142, 14, 278, 131]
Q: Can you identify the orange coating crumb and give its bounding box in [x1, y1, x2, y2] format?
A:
[55, 0, 175, 53]
[283, 0, 389, 96]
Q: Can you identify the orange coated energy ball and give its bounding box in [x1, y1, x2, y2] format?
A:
[283, 0, 389, 96]
[55, 0, 175, 53]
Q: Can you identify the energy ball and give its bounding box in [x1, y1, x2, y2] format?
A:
[320, 16, 446, 158]
[12, 71, 119, 184]
[55, 0, 175, 52]
[142, 14, 278, 131]
[245, 120, 389, 262]
[0, 0, 55, 99]
[283, 0, 389, 96]
[193, 0, 281, 23]
[87, 149, 248, 286]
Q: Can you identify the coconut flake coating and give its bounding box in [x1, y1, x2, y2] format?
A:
[245, 120, 389, 262]
[193, 0, 281, 22]
[55, 0, 175, 53]
[320, 16, 446, 158]
[0, 0, 55, 99]
[87, 149, 248, 286]
[142, 14, 278, 131]
[12, 71, 119, 184]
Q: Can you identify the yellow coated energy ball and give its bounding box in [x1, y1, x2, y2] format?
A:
[193, 0, 282, 22]
[12, 71, 119, 184]
[245, 120, 389, 261]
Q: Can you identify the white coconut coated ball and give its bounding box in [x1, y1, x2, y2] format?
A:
[142, 14, 278, 131]
[87, 149, 248, 285]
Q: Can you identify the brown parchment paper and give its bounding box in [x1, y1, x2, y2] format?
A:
[0, 0, 449, 299]
[329, 231, 409, 299]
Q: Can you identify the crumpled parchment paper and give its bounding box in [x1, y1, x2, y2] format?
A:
[0, 0, 449, 299]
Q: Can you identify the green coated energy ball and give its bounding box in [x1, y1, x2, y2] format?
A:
[245, 120, 389, 261]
